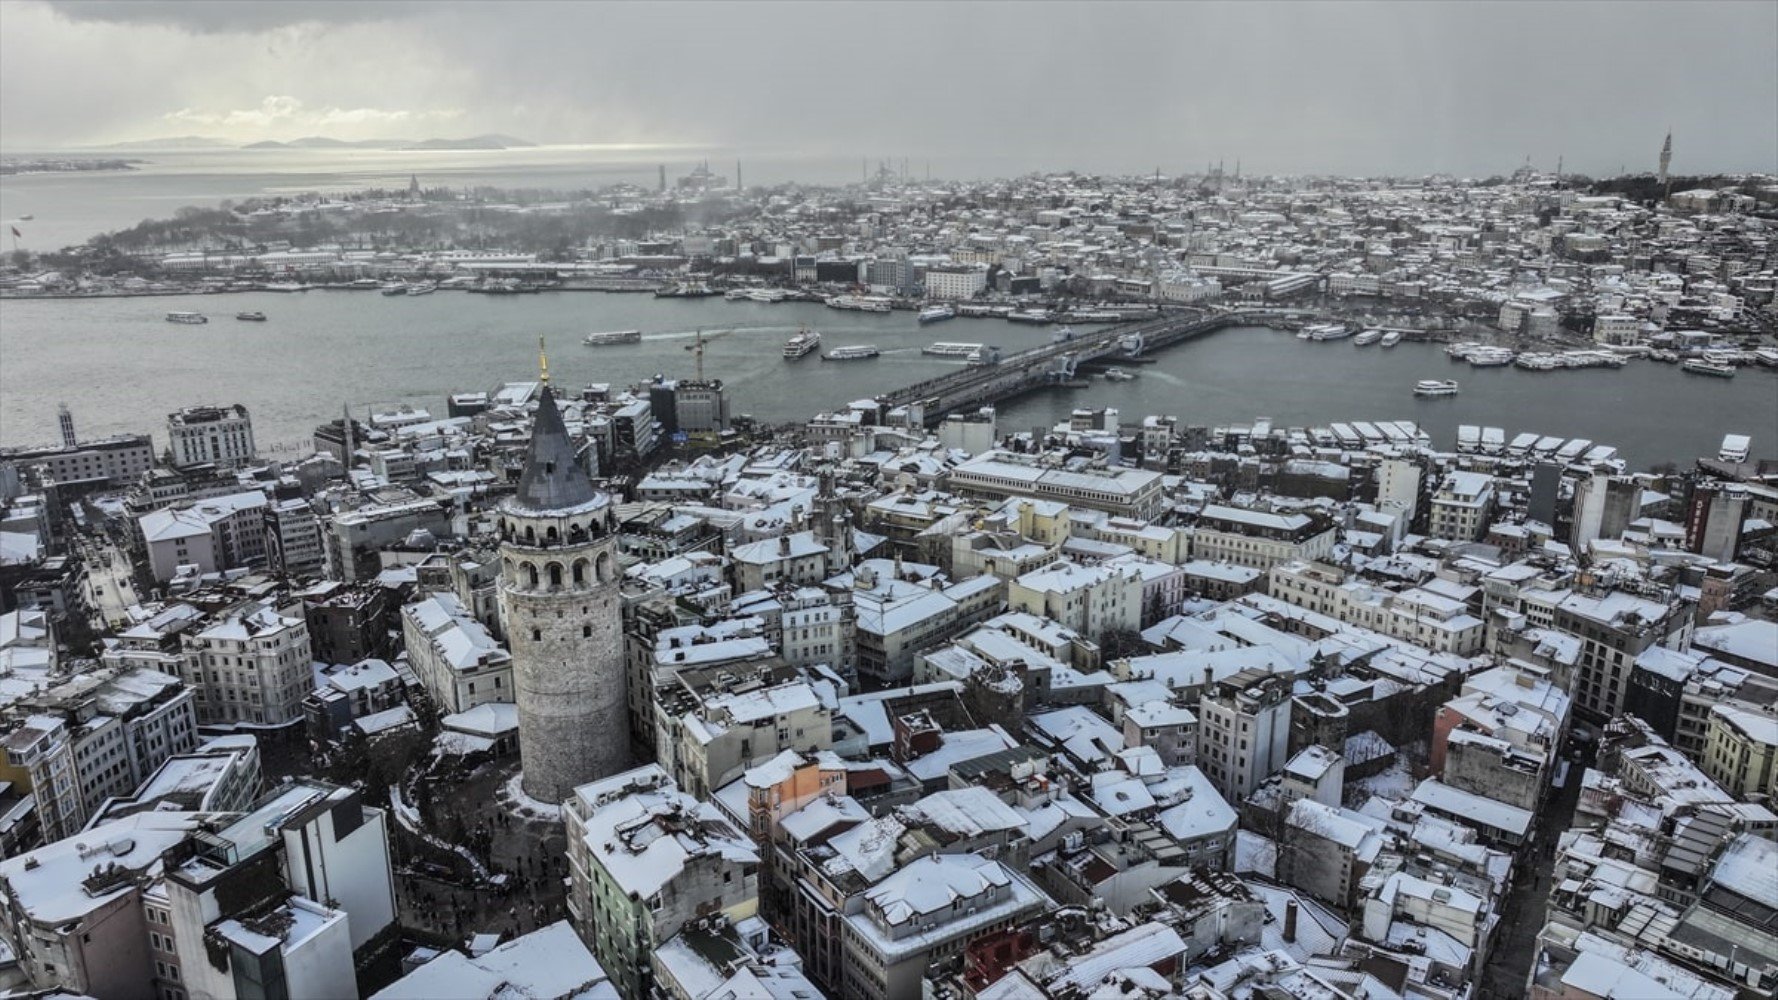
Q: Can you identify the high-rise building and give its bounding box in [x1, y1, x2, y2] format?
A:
[498, 386, 629, 803]
[56, 404, 75, 449]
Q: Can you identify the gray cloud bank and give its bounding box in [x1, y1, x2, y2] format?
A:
[6, 0, 1775, 177]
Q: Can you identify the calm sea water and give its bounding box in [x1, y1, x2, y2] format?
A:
[1, 293, 1770, 469]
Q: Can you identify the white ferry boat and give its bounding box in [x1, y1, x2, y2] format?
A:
[235, 311, 266, 322]
[1353, 329, 1383, 346]
[782, 329, 821, 359]
[380, 283, 408, 296]
[346, 278, 383, 290]
[1006, 309, 1053, 325]
[405, 283, 437, 296]
[823, 345, 880, 361]
[825, 294, 892, 313]
[723, 288, 751, 301]
[1447, 341, 1480, 359]
[922, 342, 983, 357]
[1303, 323, 1351, 341]
[1380, 331, 1403, 347]
[1414, 379, 1460, 397]
[918, 305, 957, 324]
[1102, 367, 1137, 382]
[748, 288, 791, 303]
[583, 329, 642, 346]
[1681, 359, 1735, 378]
[166, 311, 208, 324]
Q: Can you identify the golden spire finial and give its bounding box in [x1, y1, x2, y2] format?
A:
[538, 335, 550, 386]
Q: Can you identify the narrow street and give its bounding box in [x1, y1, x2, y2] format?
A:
[1477, 743, 1592, 1000]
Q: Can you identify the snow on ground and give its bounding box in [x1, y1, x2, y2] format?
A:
[1235, 829, 1277, 878]
[498, 770, 564, 822]
[1347, 754, 1419, 809]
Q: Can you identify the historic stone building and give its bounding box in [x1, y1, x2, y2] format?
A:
[499, 386, 630, 803]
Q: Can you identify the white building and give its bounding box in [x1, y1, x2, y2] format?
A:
[924, 263, 990, 300]
[167, 404, 256, 470]
[182, 603, 313, 726]
[1429, 471, 1495, 542]
[137, 490, 270, 583]
[402, 592, 514, 713]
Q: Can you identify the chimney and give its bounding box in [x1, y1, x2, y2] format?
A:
[1284, 900, 1299, 943]
[779, 535, 791, 556]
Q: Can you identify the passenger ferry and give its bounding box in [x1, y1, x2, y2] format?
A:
[1681, 359, 1735, 378]
[823, 345, 880, 361]
[235, 311, 267, 322]
[1006, 309, 1053, 325]
[583, 329, 642, 346]
[1380, 330, 1403, 347]
[1413, 379, 1460, 397]
[1302, 323, 1351, 341]
[165, 311, 208, 324]
[918, 305, 957, 324]
[782, 329, 821, 359]
[405, 283, 436, 296]
[380, 283, 408, 296]
[922, 342, 983, 357]
[723, 288, 751, 301]
[1353, 329, 1383, 346]
[748, 288, 792, 303]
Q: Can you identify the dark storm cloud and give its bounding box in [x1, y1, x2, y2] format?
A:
[6, 0, 1776, 176]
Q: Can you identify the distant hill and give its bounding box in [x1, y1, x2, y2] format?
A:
[240, 134, 535, 151]
[98, 136, 234, 150]
[402, 134, 538, 151]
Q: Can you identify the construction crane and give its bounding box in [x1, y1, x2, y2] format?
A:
[682, 328, 734, 381]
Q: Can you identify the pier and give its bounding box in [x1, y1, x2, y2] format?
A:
[878, 307, 1291, 425]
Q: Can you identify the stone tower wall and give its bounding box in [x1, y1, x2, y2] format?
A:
[500, 517, 630, 804]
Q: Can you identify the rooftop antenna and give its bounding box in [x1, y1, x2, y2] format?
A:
[538, 336, 551, 387]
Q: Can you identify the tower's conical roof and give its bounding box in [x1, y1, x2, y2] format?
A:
[510, 386, 601, 513]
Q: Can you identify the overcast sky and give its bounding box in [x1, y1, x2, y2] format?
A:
[3, 0, 1774, 176]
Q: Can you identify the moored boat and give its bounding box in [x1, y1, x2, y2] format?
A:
[918, 304, 957, 324]
[1681, 359, 1735, 378]
[1353, 329, 1382, 346]
[922, 342, 983, 357]
[1380, 331, 1403, 347]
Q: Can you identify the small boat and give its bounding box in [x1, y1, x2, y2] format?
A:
[235, 311, 267, 322]
[1681, 359, 1735, 378]
[17, 214, 33, 221]
[165, 311, 207, 324]
[1353, 329, 1383, 346]
[380, 283, 408, 296]
[823, 345, 880, 361]
[724, 288, 751, 301]
[783, 328, 821, 359]
[405, 283, 436, 296]
[584, 329, 643, 346]
[922, 342, 982, 357]
[918, 305, 957, 324]
[1380, 331, 1403, 347]
[1414, 379, 1460, 397]
[1303, 323, 1351, 341]
[1103, 367, 1137, 382]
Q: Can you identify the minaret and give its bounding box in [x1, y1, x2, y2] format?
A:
[498, 382, 629, 803]
[56, 404, 76, 448]
[1658, 130, 1672, 194]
